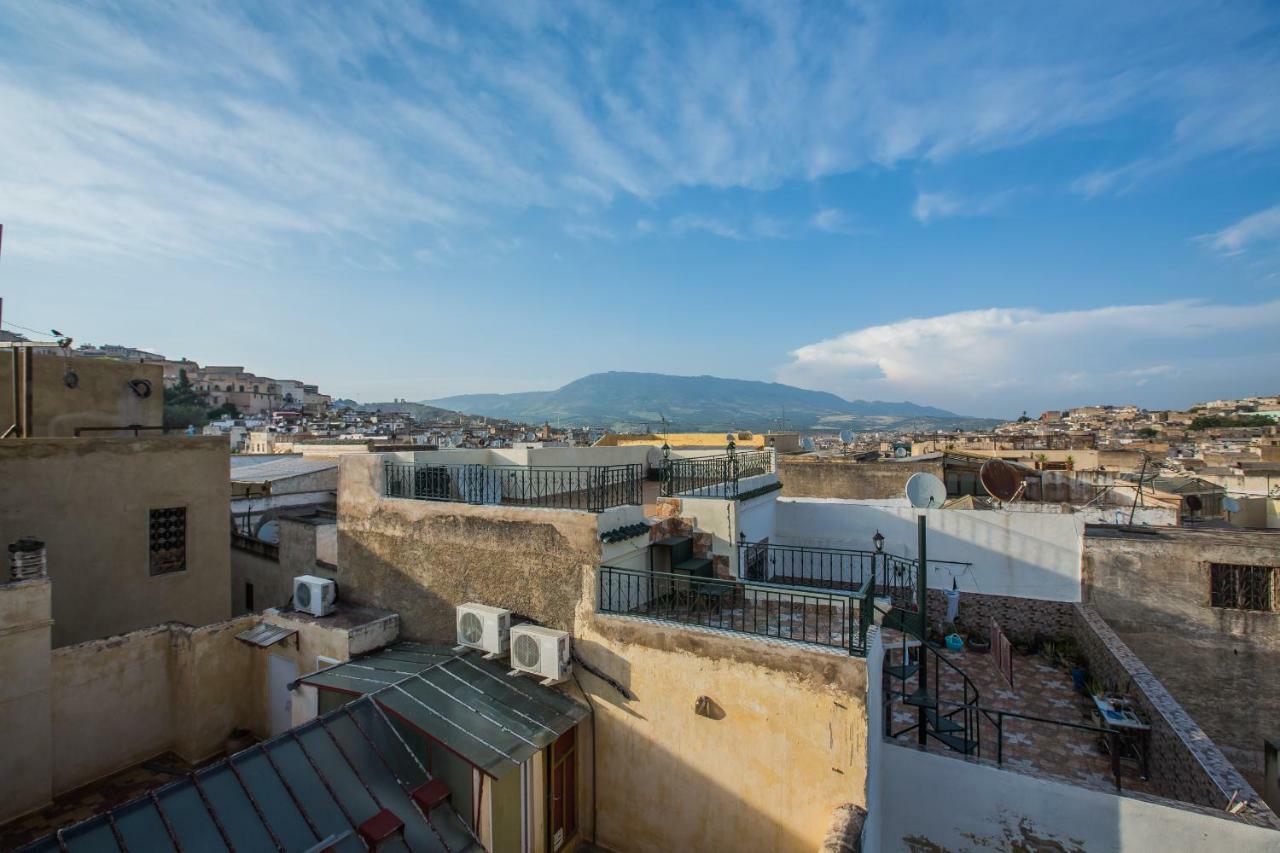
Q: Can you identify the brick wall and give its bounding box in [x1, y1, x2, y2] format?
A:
[925, 589, 1074, 640]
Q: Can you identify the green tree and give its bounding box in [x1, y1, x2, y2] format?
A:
[1137, 427, 1159, 439]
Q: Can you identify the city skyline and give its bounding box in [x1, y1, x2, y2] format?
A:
[2, 2, 1280, 415]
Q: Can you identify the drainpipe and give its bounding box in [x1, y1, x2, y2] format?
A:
[916, 515, 928, 747]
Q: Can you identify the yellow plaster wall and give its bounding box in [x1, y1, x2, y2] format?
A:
[575, 609, 869, 853]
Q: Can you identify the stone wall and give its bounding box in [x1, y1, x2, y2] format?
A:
[337, 454, 603, 640]
[0, 352, 162, 438]
[779, 456, 944, 500]
[1083, 527, 1280, 790]
[1071, 604, 1278, 828]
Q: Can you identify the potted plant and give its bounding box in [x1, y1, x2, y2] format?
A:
[967, 633, 991, 653]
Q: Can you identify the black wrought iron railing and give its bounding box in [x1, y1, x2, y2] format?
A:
[384, 461, 642, 512]
[598, 564, 874, 656]
[737, 543, 969, 608]
[662, 450, 774, 498]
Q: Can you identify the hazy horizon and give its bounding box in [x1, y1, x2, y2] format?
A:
[2, 2, 1279, 416]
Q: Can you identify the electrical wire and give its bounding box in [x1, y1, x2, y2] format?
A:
[1, 319, 57, 339]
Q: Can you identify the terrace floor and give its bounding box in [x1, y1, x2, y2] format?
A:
[619, 589, 855, 650]
[0, 752, 202, 849]
[883, 632, 1159, 796]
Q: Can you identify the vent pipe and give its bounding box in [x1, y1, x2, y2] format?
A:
[8, 537, 47, 581]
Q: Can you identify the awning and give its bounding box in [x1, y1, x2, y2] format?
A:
[21, 696, 480, 853]
[236, 621, 298, 647]
[301, 642, 588, 778]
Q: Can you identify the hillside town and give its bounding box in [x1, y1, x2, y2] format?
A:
[3, 336, 1280, 853]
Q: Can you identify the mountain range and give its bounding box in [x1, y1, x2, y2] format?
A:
[422, 372, 998, 432]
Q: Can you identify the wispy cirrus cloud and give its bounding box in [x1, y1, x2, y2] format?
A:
[1, 1, 1278, 267]
[777, 300, 1280, 415]
[1201, 203, 1280, 256]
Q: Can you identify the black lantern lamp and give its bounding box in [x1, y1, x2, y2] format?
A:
[661, 441, 670, 462]
[725, 433, 736, 459]
[872, 530, 885, 553]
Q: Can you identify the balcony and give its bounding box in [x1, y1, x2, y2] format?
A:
[661, 449, 775, 499]
[598, 564, 875, 656]
[384, 460, 643, 512]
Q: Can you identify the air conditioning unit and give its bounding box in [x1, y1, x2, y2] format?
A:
[293, 575, 336, 617]
[508, 624, 571, 685]
[456, 603, 511, 657]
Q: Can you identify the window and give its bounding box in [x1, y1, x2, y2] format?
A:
[245, 581, 254, 611]
[149, 507, 187, 575]
[1209, 563, 1275, 611]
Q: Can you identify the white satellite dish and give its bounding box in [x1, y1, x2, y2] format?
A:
[905, 472, 947, 508]
[800, 437, 815, 451]
[1224, 497, 1240, 513]
[839, 429, 854, 444]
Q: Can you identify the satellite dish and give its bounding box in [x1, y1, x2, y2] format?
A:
[1224, 497, 1240, 513]
[905, 472, 947, 508]
[839, 429, 854, 444]
[801, 437, 815, 451]
[979, 459, 1024, 503]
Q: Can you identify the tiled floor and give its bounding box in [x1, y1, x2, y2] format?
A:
[0, 752, 200, 849]
[881, 632, 1158, 796]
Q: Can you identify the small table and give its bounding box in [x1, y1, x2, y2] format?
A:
[1091, 695, 1150, 784]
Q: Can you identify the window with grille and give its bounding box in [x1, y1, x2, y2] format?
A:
[1209, 563, 1275, 611]
[149, 507, 187, 575]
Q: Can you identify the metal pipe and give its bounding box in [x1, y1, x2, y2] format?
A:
[23, 345, 33, 437]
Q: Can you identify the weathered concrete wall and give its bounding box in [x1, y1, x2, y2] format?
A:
[0, 436, 231, 645]
[575, 581, 870, 853]
[780, 456, 944, 500]
[230, 542, 286, 615]
[777, 498, 1085, 602]
[337, 454, 602, 639]
[878, 740, 1280, 851]
[1084, 527, 1280, 792]
[0, 352, 162, 437]
[0, 579, 53, 824]
[1071, 605, 1275, 825]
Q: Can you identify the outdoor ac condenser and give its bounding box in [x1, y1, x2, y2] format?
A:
[508, 624, 571, 685]
[293, 575, 336, 617]
[455, 603, 511, 656]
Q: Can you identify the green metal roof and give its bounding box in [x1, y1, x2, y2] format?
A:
[301, 642, 587, 779]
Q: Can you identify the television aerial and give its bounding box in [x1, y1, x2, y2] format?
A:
[905, 472, 947, 508]
[979, 459, 1027, 504]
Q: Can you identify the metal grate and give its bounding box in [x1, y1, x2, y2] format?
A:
[1209, 563, 1275, 611]
[149, 507, 186, 575]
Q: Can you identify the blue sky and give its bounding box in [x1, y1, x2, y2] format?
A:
[2, 1, 1280, 418]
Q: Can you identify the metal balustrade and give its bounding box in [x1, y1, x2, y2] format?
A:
[384, 461, 642, 512]
[598, 564, 874, 656]
[662, 450, 775, 498]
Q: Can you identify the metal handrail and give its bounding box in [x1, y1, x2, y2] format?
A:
[384, 461, 643, 512]
[598, 564, 873, 656]
[662, 450, 774, 498]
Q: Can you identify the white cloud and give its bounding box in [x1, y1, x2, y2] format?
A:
[912, 192, 962, 224]
[810, 208, 863, 235]
[1202, 204, 1280, 256]
[777, 300, 1280, 416]
[0, 2, 1277, 264]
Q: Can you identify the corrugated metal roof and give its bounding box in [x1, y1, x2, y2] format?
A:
[236, 622, 298, 647]
[21, 697, 481, 853]
[229, 454, 339, 483]
[301, 642, 587, 779]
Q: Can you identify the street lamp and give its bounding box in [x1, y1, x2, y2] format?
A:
[872, 530, 884, 553]
[725, 434, 736, 459]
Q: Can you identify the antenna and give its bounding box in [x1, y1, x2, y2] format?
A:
[979, 459, 1028, 504]
[905, 472, 947, 508]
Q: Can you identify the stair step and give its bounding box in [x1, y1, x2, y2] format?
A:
[929, 730, 977, 754]
[885, 664, 919, 681]
[903, 689, 937, 709]
[924, 710, 965, 734]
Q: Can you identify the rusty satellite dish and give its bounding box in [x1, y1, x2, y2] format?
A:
[979, 459, 1027, 503]
[905, 472, 947, 508]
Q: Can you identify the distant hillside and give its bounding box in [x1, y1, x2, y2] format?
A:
[425, 372, 996, 432]
[333, 400, 469, 422]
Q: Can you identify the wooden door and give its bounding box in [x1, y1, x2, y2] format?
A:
[549, 728, 577, 851]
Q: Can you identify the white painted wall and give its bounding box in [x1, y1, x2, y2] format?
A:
[863, 629, 884, 853]
[877, 742, 1280, 852]
[775, 498, 1084, 602]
